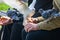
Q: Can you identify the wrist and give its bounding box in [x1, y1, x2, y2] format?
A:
[37, 24, 40, 30]
[37, 22, 44, 30]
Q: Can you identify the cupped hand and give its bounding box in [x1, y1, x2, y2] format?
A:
[0, 16, 13, 25]
[27, 17, 38, 23]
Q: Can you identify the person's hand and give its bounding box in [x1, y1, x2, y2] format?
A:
[2, 18, 13, 25]
[24, 23, 40, 32]
[27, 17, 38, 23]
[0, 16, 13, 25]
[23, 17, 37, 26]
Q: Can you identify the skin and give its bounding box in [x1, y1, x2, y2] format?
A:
[24, 17, 40, 32]
[0, 16, 13, 25]
[24, 23, 39, 32]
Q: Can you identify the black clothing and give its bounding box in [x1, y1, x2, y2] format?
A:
[22, 29, 60, 40]
[34, 0, 53, 11]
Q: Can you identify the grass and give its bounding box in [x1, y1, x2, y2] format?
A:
[0, 3, 11, 11]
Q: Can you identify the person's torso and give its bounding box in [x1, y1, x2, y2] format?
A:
[34, 0, 53, 11]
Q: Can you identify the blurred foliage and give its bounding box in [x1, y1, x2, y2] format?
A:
[0, 3, 11, 11]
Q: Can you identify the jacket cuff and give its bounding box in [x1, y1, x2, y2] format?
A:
[37, 21, 58, 30]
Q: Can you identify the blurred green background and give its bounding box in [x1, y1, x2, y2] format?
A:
[0, 3, 11, 11]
